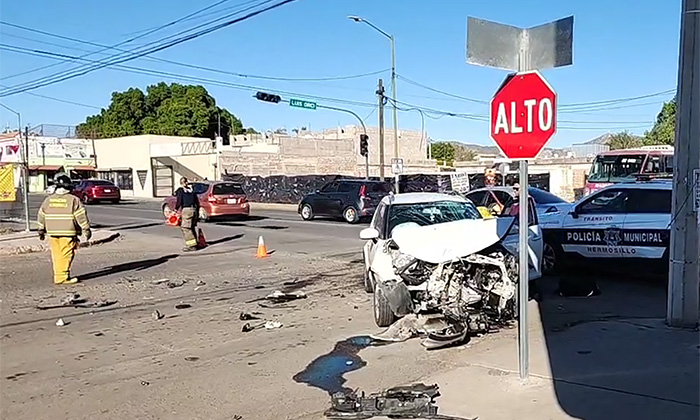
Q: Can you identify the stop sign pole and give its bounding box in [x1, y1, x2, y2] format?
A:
[490, 69, 557, 381]
[467, 15, 571, 381]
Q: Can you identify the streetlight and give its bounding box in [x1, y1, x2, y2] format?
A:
[348, 16, 399, 162]
[0, 102, 30, 231]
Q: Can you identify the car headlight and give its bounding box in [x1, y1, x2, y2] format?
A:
[390, 248, 416, 270]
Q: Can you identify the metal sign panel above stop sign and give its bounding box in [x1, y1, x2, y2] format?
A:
[490, 70, 557, 160]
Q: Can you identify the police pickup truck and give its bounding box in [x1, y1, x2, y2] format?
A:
[541, 180, 672, 273]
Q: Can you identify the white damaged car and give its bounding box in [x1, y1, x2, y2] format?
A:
[360, 193, 543, 343]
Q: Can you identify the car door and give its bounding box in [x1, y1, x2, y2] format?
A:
[312, 182, 339, 215]
[501, 197, 544, 280]
[334, 182, 357, 217]
[558, 188, 630, 260]
[622, 188, 672, 260]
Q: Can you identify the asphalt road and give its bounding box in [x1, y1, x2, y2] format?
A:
[24, 194, 367, 258]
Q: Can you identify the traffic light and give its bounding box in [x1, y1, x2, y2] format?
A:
[255, 91, 281, 103]
[359, 134, 369, 157]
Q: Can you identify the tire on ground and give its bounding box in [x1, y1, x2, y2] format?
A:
[373, 284, 395, 327]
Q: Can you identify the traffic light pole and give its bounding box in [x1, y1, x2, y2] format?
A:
[667, 0, 700, 328]
[377, 79, 386, 181]
[315, 104, 369, 179]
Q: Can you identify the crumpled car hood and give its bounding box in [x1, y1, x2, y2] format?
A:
[391, 218, 514, 264]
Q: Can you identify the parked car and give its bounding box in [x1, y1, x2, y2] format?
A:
[72, 179, 121, 204]
[539, 180, 672, 274]
[298, 179, 393, 224]
[162, 181, 249, 222]
[359, 193, 543, 337]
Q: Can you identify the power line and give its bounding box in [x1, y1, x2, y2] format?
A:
[0, 26, 388, 83]
[398, 73, 675, 112]
[0, 0, 240, 80]
[0, 44, 377, 110]
[0, 0, 299, 97]
[0, 82, 101, 109]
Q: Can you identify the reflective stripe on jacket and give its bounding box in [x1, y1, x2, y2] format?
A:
[37, 192, 90, 237]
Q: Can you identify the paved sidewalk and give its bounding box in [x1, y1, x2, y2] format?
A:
[0, 229, 120, 255]
[424, 276, 700, 420]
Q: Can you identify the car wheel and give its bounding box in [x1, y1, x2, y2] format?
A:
[373, 284, 396, 327]
[300, 204, 314, 221]
[542, 241, 558, 274]
[198, 208, 209, 222]
[343, 206, 359, 224]
[162, 204, 172, 218]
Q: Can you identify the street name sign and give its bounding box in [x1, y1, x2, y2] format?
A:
[289, 99, 317, 110]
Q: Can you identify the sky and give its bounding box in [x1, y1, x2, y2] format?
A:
[0, 0, 683, 148]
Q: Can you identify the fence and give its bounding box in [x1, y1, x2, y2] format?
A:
[222, 173, 551, 204]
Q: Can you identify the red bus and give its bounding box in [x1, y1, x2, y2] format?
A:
[584, 145, 674, 196]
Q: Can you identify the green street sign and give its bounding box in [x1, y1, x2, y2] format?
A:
[289, 98, 317, 110]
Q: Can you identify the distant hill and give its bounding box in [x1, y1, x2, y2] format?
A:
[437, 140, 567, 159]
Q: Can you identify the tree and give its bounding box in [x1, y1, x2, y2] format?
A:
[77, 83, 243, 139]
[644, 97, 676, 146]
[454, 145, 478, 161]
[607, 130, 643, 150]
[429, 142, 456, 165]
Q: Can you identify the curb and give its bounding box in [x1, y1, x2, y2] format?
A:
[0, 232, 121, 256]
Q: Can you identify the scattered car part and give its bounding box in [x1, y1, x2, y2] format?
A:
[55, 318, 66, 327]
[266, 290, 307, 303]
[325, 383, 473, 420]
[370, 314, 448, 343]
[264, 321, 283, 329]
[239, 312, 260, 320]
[152, 310, 164, 321]
[174, 303, 192, 310]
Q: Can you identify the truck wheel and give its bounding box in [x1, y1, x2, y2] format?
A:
[373, 284, 396, 327]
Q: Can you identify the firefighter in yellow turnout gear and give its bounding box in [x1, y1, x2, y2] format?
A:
[37, 174, 92, 285]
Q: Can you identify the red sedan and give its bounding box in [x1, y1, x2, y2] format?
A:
[162, 181, 250, 222]
[72, 179, 121, 204]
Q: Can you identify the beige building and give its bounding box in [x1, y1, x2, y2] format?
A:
[93, 135, 218, 198]
[219, 125, 435, 178]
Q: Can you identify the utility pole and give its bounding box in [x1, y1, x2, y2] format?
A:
[377, 79, 386, 181]
[667, 0, 700, 328]
[22, 126, 30, 232]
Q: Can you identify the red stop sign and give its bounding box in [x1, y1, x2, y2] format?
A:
[490, 71, 557, 160]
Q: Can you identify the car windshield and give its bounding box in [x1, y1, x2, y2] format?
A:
[588, 154, 646, 183]
[528, 188, 568, 204]
[213, 183, 245, 195]
[387, 200, 482, 233]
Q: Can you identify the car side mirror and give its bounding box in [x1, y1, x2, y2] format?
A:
[359, 228, 380, 240]
[569, 210, 579, 219]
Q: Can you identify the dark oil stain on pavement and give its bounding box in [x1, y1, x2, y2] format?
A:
[293, 336, 386, 395]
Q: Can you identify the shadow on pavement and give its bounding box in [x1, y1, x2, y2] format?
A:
[79, 254, 179, 281]
[539, 271, 700, 420]
[91, 222, 163, 231]
[207, 234, 244, 246]
[213, 215, 268, 222]
[216, 221, 288, 230]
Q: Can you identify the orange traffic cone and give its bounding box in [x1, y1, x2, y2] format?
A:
[197, 228, 207, 248]
[255, 235, 268, 259]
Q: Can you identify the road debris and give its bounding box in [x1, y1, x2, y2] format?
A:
[175, 303, 192, 310]
[239, 312, 260, 321]
[196, 280, 206, 286]
[55, 318, 66, 327]
[184, 356, 200, 362]
[264, 321, 282, 329]
[167, 279, 187, 289]
[140, 380, 150, 386]
[61, 293, 81, 306]
[152, 310, 165, 320]
[151, 279, 170, 285]
[370, 314, 448, 343]
[265, 290, 307, 303]
[241, 323, 256, 332]
[325, 383, 474, 420]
